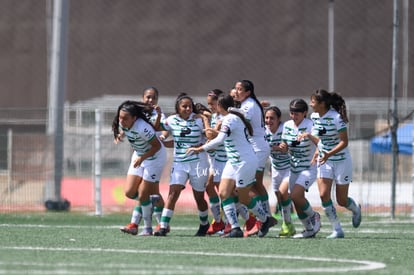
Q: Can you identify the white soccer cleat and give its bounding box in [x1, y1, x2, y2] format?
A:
[138, 227, 153, 236]
[326, 230, 345, 239]
[310, 212, 321, 234]
[293, 229, 316, 239]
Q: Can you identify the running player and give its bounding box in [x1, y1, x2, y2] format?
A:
[119, 87, 168, 236]
[113, 100, 167, 236]
[153, 93, 210, 237]
[265, 106, 296, 237]
[309, 89, 361, 238]
[281, 98, 321, 238]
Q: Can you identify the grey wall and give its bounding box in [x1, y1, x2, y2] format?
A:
[1, 0, 413, 108]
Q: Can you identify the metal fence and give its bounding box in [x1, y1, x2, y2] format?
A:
[0, 97, 413, 215]
[0, 0, 413, 215]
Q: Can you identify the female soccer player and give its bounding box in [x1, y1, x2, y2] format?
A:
[187, 94, 277, 238]
[265, 106, 296, 237]
[309, 89, 361, 238]
[204, 89, 227, 234]
[113, 100, 167, 236]
[119, 87, 168, 236]
[233, 80, 272, 236]
[153, 93, 210, 237]
[281, 98, 321, 239]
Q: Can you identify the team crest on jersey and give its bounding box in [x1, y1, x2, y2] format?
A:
[299, 127, 307, 133]
[130, 131, 139, 140]
[285, 126, 294, 136]
[324, 118, 333, 125]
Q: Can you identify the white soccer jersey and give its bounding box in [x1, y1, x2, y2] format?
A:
[149, 108, 166, 137]
[121, 119, 162, 161]
[209, 113, 227, 163]
[240, 97, 269, 153]
[265, 123, 290, 170]
[210, 112, 220, 129]
[162, 113, 206, 163]
[203, 113, 256, 165]
[282, 118, 316, 173]
[310, 110, 350, 162]
[149, 109, 166, 125]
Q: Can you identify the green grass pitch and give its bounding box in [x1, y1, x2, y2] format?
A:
[0, 212, 413, 274]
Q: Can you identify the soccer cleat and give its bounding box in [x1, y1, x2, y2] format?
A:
[222, 222, 232, 235]
[207, 220, 225, 235]
[244, 213, 257, 232]
[293, 212, 320, 239]
[222, 227, 244, 238]
[120, 223, 138, 235]
[258, 216, 277, 238]
[326, 230, 345, 239]
[153, 227, 168, 237]
[310, 212, 321, 234]
[293, 229, 316, 239]
[243, 214, 261, 237]
[352, 204, 362, 228]
[138, 227, 153, 236]
[155, 224, 170, 233]
[245, 220, 262, 237]
[194, 223, 210, 236]
[278, 222, 296, 238]
[272, 210, 282, 220]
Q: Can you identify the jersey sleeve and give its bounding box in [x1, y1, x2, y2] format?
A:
[194, 116, 207, 143]
[136, 120, 156, 142]
[203, 132, 226, 152]
[240, 100, 254, 121]
[310, 112, 321, 136]
[161, 115, 173, 131]
[336, 115, 347, 132]
[281, 123, 288, 142]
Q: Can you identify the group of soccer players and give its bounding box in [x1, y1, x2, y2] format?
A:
[115, 80, 362, 239]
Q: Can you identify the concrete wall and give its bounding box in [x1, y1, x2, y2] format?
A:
[0, 0, 413, 109]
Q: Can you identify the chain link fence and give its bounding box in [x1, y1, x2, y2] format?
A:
[0, 0, 413, 215]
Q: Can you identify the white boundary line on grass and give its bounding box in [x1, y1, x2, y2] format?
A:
[0, 246, 386, 274]
[2, 223, 414, 234]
